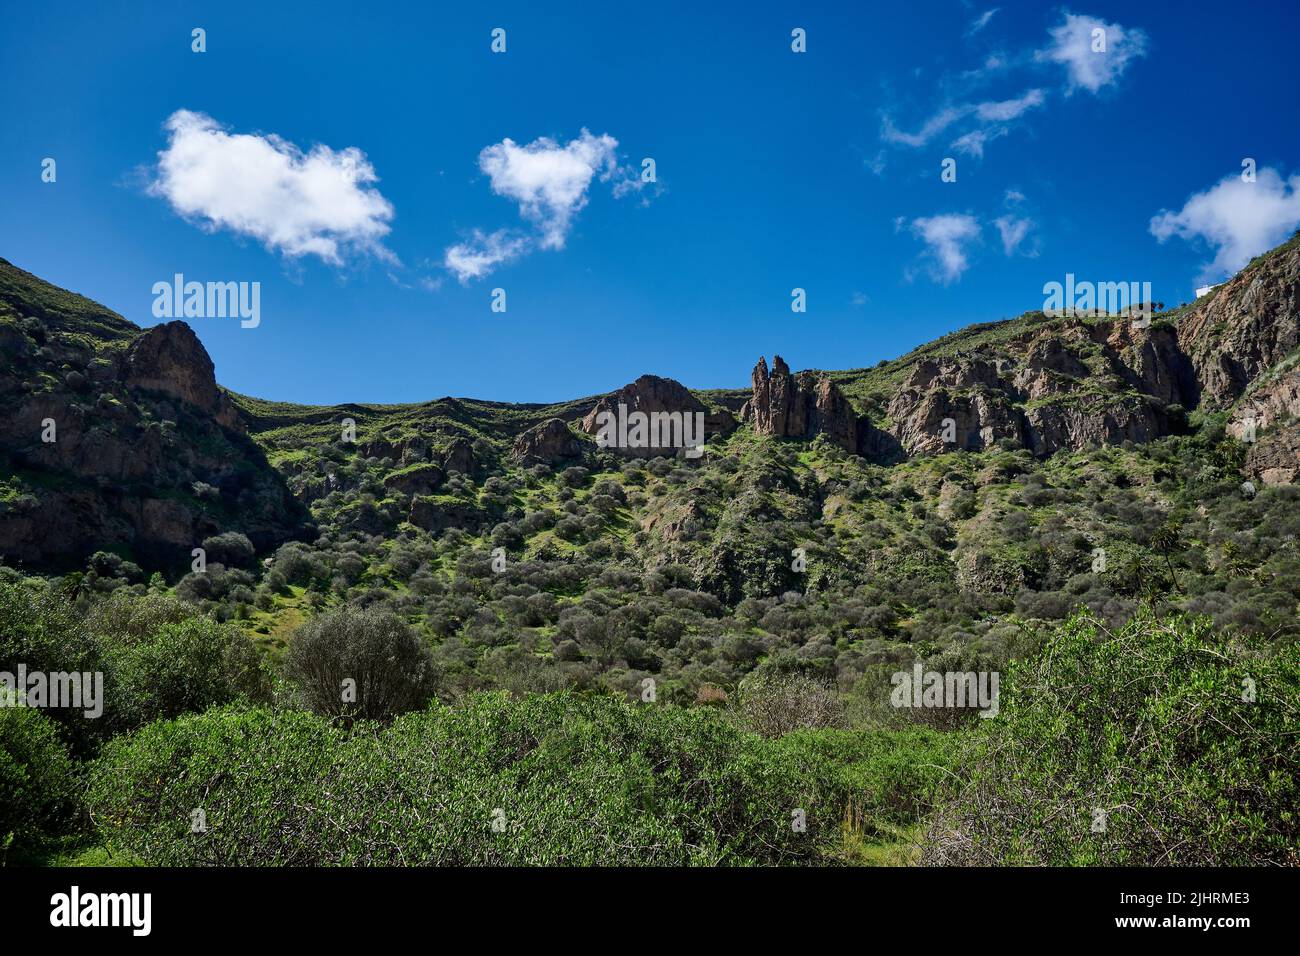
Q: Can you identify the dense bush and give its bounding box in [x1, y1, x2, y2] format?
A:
[923, 610, 1300, 866]
[86, 707, 340, 866]
[0, 583, 270, 752]
[283, 606, 436, 721]
[733, 671, 846, 737]
[200, 532, 257, 568]
[103, 616, 270, 733]
[775, 726, 957, 830]
[87, 693, 870, 865]
[0, 701, 78, 857]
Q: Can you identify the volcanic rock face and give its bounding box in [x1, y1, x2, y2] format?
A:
[1178, 247, 1300, 407]
[512, 418, 584, 463]
[1107, 325, 1199, 407]
[892, 389, 1023, 456]
[747, 356, 857, 449]
[0, 261, 308, 570]
[763, 236, 1297, 470]
[1247, 428, 1300, 486]
[124, 321, 240, 430]
[381, 463, 444, 496]
[1024, 398, 1167, 456]
[746, 355, 899, 459]
[1233, 367, 1300, 485]
[579, 375, 736, 457]
[409, 496, 487, 533]
[737, 233, 1298, 472]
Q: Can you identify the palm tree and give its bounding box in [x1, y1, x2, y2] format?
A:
[1149, 520, 1184, 593]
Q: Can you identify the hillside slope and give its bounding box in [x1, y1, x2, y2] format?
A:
[2, 234, 1298, 582]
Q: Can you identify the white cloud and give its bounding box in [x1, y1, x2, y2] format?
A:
[1037, 12, 1148, 95]
[879, 12, 1148, 165]
[147, 110, 395, 265]
[1150, 167, 1300, 282]
[478, 130, 626, 249]
[910, 214, 981, 284]
[444, 229, 532, 284]
[444, 129, 643, 280]
[967, 8, 1000, 37]
[993, 214, 1035, 256]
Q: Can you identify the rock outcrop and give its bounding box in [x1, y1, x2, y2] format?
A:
[124, 321, 241, 430]
[1178, 246, 1300, 407]
[382, 463, 444, 496]
[745, 356, 898, 459]
[1233, 367, 1300, 485]
[747, 357, 850, 447]
[408, 495, 487, 533]
[512, 418, 585, 463]
[442, 437, 475, 474]
[579, 375, 735, 456]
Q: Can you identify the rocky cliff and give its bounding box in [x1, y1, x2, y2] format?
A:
[0, 259, 309, 571]
[740, 235, 1299, 473]
[741, 356, 899, 459]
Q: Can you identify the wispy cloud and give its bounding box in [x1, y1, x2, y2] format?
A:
[147, 109, 395, 265]
[1150, 167, 1300, 283]
[974, 88, 1046, 121]
[903, 191, 1036, 282]
[1036, 12, 1149, 95]
[882, 89, 1045, 152]
[881, 106, 970, 148]
[951, 128, 1004, 158]
[993, 189, 1038, 257]
[966, 8, 1000, 37]
[879, 11, 1148, 163]
[993, 215, 1034, 256]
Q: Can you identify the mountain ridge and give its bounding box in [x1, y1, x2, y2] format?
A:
[2, 234, 1298, 573]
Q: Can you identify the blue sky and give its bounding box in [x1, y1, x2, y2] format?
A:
[3, 0, 1299, 405]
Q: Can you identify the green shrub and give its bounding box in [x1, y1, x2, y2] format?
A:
[776, 727, 957, 828]
[0, 580, 96, 680]
[923, 610, 1300, 865]
[0, 701, 78, 857]
[283, 606, 436, 721]
[104, 616, 271, 733]
[86, 707, 340, 866]
[0, 582, 270, 752]
[87, 693, 864, 866]
[200, 532, 257, 568]
[733, 671, 846, 737]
